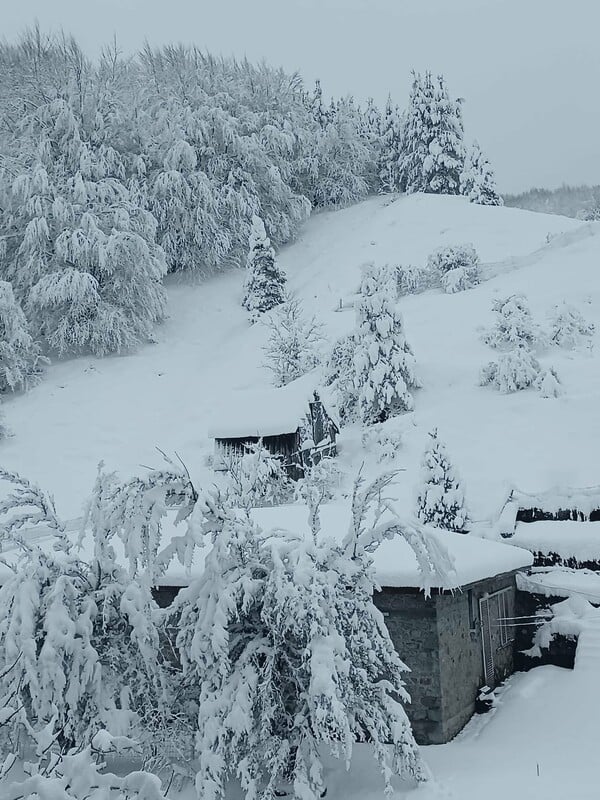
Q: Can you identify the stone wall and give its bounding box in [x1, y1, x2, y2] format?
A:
[376, 572, 520, 745]
[374, 588, 443, 744]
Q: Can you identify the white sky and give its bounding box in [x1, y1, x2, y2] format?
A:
[4, 0, 600, 193]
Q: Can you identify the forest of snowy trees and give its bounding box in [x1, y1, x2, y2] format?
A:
[0, 30, 501, 386]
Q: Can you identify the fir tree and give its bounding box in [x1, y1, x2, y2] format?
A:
[400, 71, 465, 195]
[480, 347, 541, 393]
[354, 263, 420, 424]
[0, 280, 46, 392]
[263, 297, 324, 386]
[324, 333, 359, 424]
[378, 97, 404, 193]
[549, 302, 594, 349]
[427, 243, 480, 293]
[483, 295, 540, 350]
[242, 215, 287, 320]
[416, 429, 468, 531]
[460, 141, 503, 206]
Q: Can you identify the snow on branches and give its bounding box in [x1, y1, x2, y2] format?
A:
[242, 216, 287, 320]
[173, 471, 452, 800]
[460, 141, 503, 206]
[426, 243, 480, 294]
[415, 429, 469, 532]
[0, 281, 46, 392]
[353, 263, 420, 424]
[262, 297, 324, 386]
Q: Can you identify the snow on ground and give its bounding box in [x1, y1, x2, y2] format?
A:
[512, 520, 600, 561]
[2, 194, 599, 800]
[2, 193, 596, 525]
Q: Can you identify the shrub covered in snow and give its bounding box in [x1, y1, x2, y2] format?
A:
[395, 262, 436, 296]
[483, 294, 541, 350]
[361, 422, 404, 463]
[294, 456, 342, 505]
[426, 243, 480, 293]
[223, 440, 293, 508]
[263, 298, 324, 386]
[416, 429, 468, 531]
[242, 215, 287, 320]
[548, 302, 594, 349]
[535, 367, 563, 398]
[480, 347, 542, 393]
[173, 472, 452, 800]
[324, 333, 359, 424]
[354, 263, 420, 424]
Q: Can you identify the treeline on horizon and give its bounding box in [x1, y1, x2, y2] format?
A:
[505, 183, 600, 219]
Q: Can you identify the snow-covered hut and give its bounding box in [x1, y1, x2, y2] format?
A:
[208, 379, 339, 480]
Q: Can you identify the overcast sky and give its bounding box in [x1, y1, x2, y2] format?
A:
[4, 0, 599, 193]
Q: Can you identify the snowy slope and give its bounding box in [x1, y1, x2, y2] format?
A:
[1, 193, 597, 526]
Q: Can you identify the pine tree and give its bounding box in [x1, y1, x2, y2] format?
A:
[427, 243, 480, 293]
[483, 295, 540, 350]
[378, 97, 404, 193]
[400, 71, 465, 195]
[263, 297, 324, 386]
[354, 263, 420, 424]
[242, 215, 287, 320]
[549, 302, 594, 349]
[0, 280, 46, 392]
[416, 429, 468, 531]
[480, 347, 541, 393]
[460, 141, 503, 206]
[324, 333, 359, 424]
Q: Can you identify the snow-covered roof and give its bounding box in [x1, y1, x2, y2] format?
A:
[250, 504, 533, 590]
[512, 520, 600, 561]
[208, 375, 336, 439]
[0, 503, 533, 592]
[517, 567, 600, 603]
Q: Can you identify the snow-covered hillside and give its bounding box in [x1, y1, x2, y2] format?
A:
[2, 193, 598, 524]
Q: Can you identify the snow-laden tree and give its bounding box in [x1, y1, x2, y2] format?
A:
[460, 141, 503, 206]
[400, 72, 465, 195]
[480, 347, 541, 393]
[549, 302, 594, 349]
[354, 263, 420, 424]
[0, 464, 189, 755]
[242, 215, 287, 320]
[535, 366, 563, 398]
[0, 98, 167, 356]
[172, 471, 454, 800]
[416, 429, 468, 532]
[0, 280, 46, 392]
[378, 98, 404, 193]
[426, 243, 480, 293]
[223, 440, 293, 509]
[483, 295, 541, 350]
[263, 297, 324, 386]
[324, 333, 359, 424]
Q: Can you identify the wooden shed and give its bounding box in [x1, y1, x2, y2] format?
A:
[208, 380, 339, 480]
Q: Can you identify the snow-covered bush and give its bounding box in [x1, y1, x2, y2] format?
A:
[416, 429, 468, 531]
[263, 298, 324, 386]
[482, 295, 541, 350]
[480, 348, 541, 393]
[395, 262, 435, 296]
[294, 456, 342, 505]
[1, 745, 168, 800]
[426, 243, 480, 293]
[354, 263, 420, 424]
[224, 440, 293, 509]
[535, 367, 563, 398]
[361, 422, 404, 463]
[548, 302, 594, 349]
[0, 281, 46, 392]
[324, 333, 359, 424]
[242, 215, 287, 320]
[460, 141, 503, 206]
[173, 472, 453, 800]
